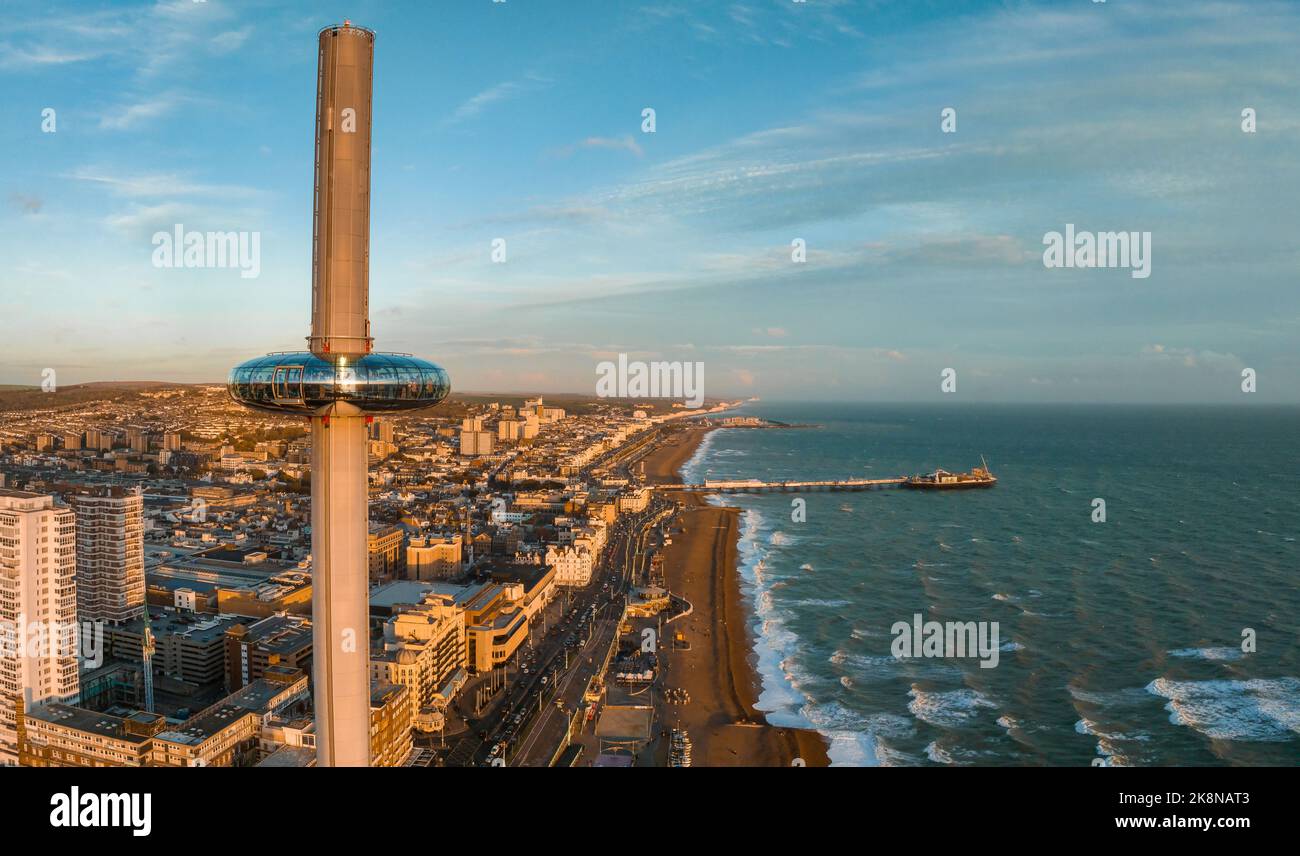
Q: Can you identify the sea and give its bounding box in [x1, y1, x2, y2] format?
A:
[679, 403, 1300, 766]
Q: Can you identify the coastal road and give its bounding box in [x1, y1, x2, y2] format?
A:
[449, 504, 665, 766]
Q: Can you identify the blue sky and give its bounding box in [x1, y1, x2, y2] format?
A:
[3, 0, 1298, 402]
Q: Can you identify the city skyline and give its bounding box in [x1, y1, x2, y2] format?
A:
[5, 0, 1300, 403]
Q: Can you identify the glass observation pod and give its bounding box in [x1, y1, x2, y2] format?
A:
[228, 352, 450, 415]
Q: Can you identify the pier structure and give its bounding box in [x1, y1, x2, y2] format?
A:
[656, 477, 907, 493]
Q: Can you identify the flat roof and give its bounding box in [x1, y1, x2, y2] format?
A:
[26, 705, 151, 744]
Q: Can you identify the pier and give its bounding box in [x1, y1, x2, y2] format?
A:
[656, 477, 906, 493]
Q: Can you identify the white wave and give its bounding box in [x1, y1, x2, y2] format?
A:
[793, 598, 850, 608]
[830, 649, 900, 670]
[1000, 641, 1025, 652]
[991, 592, 1016, 602]
[799, 563, 814, 572]
[802, 705, 915, 767]
[1168, 647, 1244, 662]
[732, 505, 820, 734]
[1146, 677, 1300, 741]
[678, 429, 718, 484]
[1073, 717, 1147, 765]
[840, 676, 853, 689]
[925, 742, 953, 764]
[907, 685, 997, 728]
[769, 530, 790, 546]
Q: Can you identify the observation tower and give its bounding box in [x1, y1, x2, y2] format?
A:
[228, 21, 449, 766]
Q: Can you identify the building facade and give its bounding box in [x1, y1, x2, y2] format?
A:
[0, 490, 80, 766]
[72, 487, 145, 625]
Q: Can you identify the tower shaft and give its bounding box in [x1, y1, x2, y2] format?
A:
[309, 23, 375, 361]
[310, 402, 371, 767]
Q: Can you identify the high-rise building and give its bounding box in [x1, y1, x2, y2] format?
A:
[370, 418, 395, 444]
[126, 427, 148, 454]
[84, 428, 113, 452]
[62, 432, 82, 451]
[71, 487, 145, 625]
[459, 419, 495, 456]
[162, 432, 182, 451]
[0, 490, 79, 766]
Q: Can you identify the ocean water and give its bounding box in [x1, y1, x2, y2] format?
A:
[679, 403, 1300, 766]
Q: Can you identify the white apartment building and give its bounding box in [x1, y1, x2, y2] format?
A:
[0, 490, 80, 766]
[545, 544, 594, 588]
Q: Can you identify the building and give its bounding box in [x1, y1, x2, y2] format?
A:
[406, 533, 462, 581]
[105, 612, 251, 693]
[371, 591, 466, 710]
[367, 523, 406, 582]
[617, 487, 652, 514]
[0, 490, 80, 766]
[546, 543, 595, 587]
[84, 429, 113, 452]
[63, 432, 83, 451]
[126, 427, 148, 454]
[162, 432, 182, 451]
[72, 486, 145, 625]
[370, 682, 413, 767]
[224, 614, 313, 692]
[459, 418, 495, 457]
[18, 669, 309, 767]
[462, 585, 528, 672]
[370, 418, 395, 445]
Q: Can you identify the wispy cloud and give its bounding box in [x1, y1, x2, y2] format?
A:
[551, 135, 645, 158]
[447, 73, 551, 125]
[97, 93, 186, 130]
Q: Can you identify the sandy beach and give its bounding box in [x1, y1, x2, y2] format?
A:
[644, 426, 831, 767]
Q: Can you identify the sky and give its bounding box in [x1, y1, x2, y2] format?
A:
[2, 0, 1298, 402]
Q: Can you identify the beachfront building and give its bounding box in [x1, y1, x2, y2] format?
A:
[0, 490, 80, 766]
[617, 487, 652, 514]
[545, 543, 594, 588]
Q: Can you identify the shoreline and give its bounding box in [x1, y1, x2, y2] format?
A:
[643, 425, 831, 767]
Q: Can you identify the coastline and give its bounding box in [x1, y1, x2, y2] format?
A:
[643, 425, 831, 767]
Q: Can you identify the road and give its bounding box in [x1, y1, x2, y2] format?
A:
[444, 499, 674, 766]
